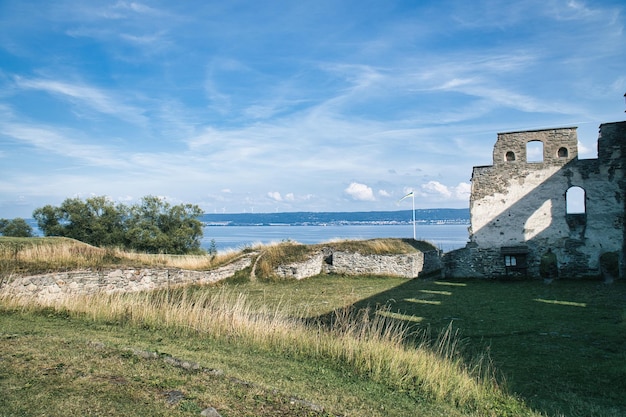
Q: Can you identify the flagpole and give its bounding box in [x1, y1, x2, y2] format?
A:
[398, 191, 416, 240]
[411, 192, 415, 240]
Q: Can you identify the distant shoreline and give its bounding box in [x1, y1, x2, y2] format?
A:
[200, 208, 469, 227]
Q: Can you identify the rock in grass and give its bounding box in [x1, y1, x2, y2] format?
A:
[200, 406, 221, 417]
[164, 390, 184, 405]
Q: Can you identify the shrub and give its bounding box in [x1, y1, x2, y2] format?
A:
[599, 251, 619, 279]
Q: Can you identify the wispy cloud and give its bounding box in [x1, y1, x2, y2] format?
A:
[0, 0, 624, 217]
[14, 77, 148, 125]
[1, 122, 128, 169]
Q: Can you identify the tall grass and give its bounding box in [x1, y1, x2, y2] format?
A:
[1, 288, 530, 416]
[326, 237, 437, 254]
[0, 237, 241, 279]
[1, 237, 434, 283]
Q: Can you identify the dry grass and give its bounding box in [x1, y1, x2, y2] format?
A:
[0, 237, 241, 280]
[252, 241, 311, 279]
[1, 237, 434, 282]
[324, 237, 437, 255]
[1, 288, 534, 416]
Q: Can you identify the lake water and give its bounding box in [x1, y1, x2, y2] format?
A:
[201, 224, 470, 253]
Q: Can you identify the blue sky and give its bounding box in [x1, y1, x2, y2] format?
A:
[1, 0, 625, 218]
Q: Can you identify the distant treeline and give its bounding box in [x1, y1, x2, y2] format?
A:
[201, 209, 470, 226]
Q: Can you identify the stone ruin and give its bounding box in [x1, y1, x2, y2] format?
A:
[444, 120, 626, 279]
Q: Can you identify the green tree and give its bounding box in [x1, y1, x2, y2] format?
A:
[34, 197, 127, 247]
[32, 205, 64, 236]
[0, 218, 34, 237]
[125, 196, 203, 254]
[33, 195, 204, 254]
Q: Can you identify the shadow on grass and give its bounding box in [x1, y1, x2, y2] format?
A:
[310, 276, 626, 417]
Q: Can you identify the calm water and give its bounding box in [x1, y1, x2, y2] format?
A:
[201, 224, 469, 253]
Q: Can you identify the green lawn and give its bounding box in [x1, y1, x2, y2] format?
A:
[2, 274, 625, 416]
[218, 275, 626, 417]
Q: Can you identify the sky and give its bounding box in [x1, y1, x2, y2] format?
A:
[1, 0, 625, 218]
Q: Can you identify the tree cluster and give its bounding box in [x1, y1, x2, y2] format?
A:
[33, 196, 205, 254]
[0, 218, 34, 237]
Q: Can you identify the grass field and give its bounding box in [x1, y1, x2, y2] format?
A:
[1, 238, 625, 416]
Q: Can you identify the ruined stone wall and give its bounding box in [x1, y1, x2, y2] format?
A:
[1, 256, 253, 302]
[597, 122, 626, 276]
[449, 122, 626, 279]
[422, 250, 443, 275]
[442, 246, 503, 278]
[273, 249, 428, 280]
[273, 253, 324, 280]
[2, 246, 439, 301]
[491, 128, 578, 168]
[326, 251, 423, 278]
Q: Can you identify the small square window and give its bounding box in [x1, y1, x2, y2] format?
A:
[504, 255, 517, 267]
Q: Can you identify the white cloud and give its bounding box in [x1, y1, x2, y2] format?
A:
[345, 182, 375, 201]
[421, 181, 471, 202]
[267, 191, 282, 201]
[114, 2, 160, 15]
[454, 182, 471, 200]
[422, 181, 452, 198]
[1, 0, 624, 217]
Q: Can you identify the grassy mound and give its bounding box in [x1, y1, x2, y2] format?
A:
[0, 236, 242, 280]
[1, 236, 435, 281]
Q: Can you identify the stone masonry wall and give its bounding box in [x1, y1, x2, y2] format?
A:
[3, 247, 441, 301]
[327, 251, 423, 277]
[1, 256, 253, 302]
[273, 252, 324, 280]
[446, 122, 626, 279]
[274, 248, 430, 279]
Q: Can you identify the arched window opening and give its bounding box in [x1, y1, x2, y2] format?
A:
[505, 151, 516, 162]
[526, 141, 544, 162]
[566, 186, 585, 214]
[558, 147, 568, 158]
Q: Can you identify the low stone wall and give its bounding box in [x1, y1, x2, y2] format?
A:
[442, 246, 492, 278]
[326, 251, 423, 278]
[0, 256, 252, 302]
[274, 253, 324, 280]
[273, 248, 433, 280]
[2, 248, 443, 300]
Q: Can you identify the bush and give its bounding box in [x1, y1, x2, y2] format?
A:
[600, 251, 620, 279]
[539, 249, 558, 279]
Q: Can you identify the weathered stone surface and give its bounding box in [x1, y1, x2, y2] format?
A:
[200, 407, 222, 417]
[273, 248, 434, 280]
[0, 255, 253, 301]
[274, 252, 324, 279]
[446, 121, 626, 279]
[2, 245, 444, 300]
[327, 251, 423, 278]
